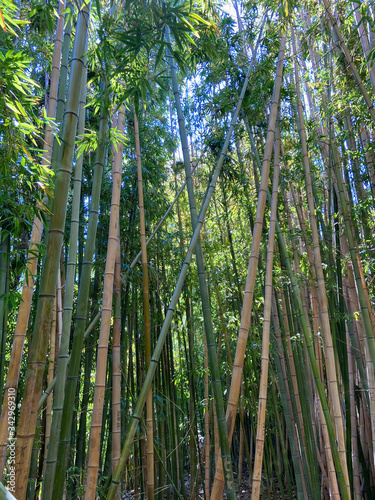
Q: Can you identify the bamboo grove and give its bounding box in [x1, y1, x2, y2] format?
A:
[2, 0, 375, 498]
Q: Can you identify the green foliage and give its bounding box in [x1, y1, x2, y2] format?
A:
[0, 3, 54, 235]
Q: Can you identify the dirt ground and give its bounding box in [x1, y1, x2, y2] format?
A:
[122, 469, 287, 499]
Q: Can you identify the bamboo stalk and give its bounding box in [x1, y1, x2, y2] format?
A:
[211, 30, 286, 500]
[41, 47, 88, 500]
[134, 109, 154, 500]
[251, 117, 281, 500]
[112, 229, 121, 475]
[85, 105, 125, 499]
[106, 21, 261, 496]
[291, 27, 350, 497]
[14, 6, 90, 498]
[0, 0, 66, 477]
[54, 99, 109, 500]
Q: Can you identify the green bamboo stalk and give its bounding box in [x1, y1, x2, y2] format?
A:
[211, 29, 286, 500]
[41, 48, 88, 500]
[277, 220, 349, 500]
[106, 20, 261, 496]
[53, 102, 109, 497]
[37, 310, 101, 411]
[245, 104, 349, 500]
[271, 293, 307, 500]
[13, 6, 90, 499]
[133, 109, 154, 500]
[291, 27, 350, 496]
[167, 27, 236, 498]
[0, 0, 67, 477]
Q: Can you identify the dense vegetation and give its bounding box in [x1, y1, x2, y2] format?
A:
[1, 0, 375, 499]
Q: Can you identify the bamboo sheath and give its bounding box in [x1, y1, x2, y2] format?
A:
[13, 6, 89, 499]
[210, 32, 286, 500]
[250, 119, 281, 500]
[0, 0, 66, 478]
[291, 28, 350, 497]
[85, 106, 125, 499]
[106, 21, 262, 498]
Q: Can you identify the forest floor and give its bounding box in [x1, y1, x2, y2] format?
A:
[122, 468, 287, 499]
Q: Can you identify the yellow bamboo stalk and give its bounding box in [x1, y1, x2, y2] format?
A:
[85, 106, 124, 499]
[56, 265, 63, 349]
[251, 117, 281, 500]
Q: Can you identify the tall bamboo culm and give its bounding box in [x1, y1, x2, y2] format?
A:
[0, 0, 66, 478]
[85, 105, 125, 500]
[134, 109, 154, 500]
[41, 48, 88, 500]
[54, 105, 109, 500]
[106, 16, 264, 496]
[251, 118, 281, 500]
[14, 6, 90, 499]
[167, 27, 237, 499]
[210, 31, 286, 500]
[291, 27, 350, 497]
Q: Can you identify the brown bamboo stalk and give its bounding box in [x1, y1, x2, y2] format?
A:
[112, 227, 121, 475]
[134, 109, 154, 500]
[84, 106, 124, 499]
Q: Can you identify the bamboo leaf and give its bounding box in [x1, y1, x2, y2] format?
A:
[0, 7, 7, 31]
